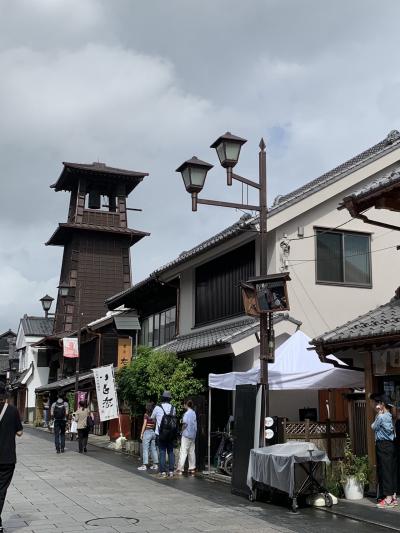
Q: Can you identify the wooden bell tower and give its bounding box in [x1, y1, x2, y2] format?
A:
[47, 162, 149, 334]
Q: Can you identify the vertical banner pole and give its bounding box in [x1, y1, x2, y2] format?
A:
[208, 387, 212, 475]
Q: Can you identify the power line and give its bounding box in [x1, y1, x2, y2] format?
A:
[288, 218, 355, 241]
[290, 265, 331, 331]
[288, 243, 400, 265]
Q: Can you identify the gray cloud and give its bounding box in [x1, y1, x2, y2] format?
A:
[1, 0, 400, 330]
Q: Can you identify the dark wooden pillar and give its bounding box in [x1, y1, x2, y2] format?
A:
[364, 351, 377, 484]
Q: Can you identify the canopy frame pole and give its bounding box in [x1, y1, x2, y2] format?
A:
[208, 387, 212, 475]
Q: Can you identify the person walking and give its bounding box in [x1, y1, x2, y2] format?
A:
[42, 395, 50, 427]
[151, 391, 177, 478]
[371, 394, 396, 508]
[0, 381, 23, 533]
[138, 402, 158, 471]
[73, 401, 90, 453]
[51, 393, 69, 454]
[176, 400, 197, 476]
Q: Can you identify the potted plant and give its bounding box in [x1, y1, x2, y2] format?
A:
[339, 436, 370, 500]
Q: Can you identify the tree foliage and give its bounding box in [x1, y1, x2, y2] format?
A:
[116, 346, 204, 415]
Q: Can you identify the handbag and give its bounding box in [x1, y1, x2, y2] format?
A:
[70, 420, 78, 433]
[86, 414, 94, 431]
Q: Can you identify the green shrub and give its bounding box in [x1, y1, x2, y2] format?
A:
[116, 346, 204, 416]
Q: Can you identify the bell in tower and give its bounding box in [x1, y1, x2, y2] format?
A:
[46, 161, 150, 334]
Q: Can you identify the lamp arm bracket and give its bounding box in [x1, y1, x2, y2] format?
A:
[197, 197, 260, 211]
[232, 173, 261, 190]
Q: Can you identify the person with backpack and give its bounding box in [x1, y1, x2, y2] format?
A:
[176, 400, 197, 476]
[73, 400, 91, 454]
[0, 381, 23, 533]
[51, 393, 69, 454]
[151, 391, 177, 478]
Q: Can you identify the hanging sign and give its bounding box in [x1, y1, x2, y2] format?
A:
[117, 337, 132, 368]
[93, 364, 119, 422]
[63, 337, 79, 358]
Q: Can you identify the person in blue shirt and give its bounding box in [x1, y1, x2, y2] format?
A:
[176, 400, 197, 475]
[371, 394, 396, 508]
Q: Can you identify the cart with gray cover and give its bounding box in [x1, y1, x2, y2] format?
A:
[247, 442, 332, 512]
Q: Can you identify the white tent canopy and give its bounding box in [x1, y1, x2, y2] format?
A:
[208, 330, 364, 391]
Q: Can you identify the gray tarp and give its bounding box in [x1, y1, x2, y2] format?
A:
[247, 442, 330, 497]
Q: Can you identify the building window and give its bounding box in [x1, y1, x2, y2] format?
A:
[195, 240, 255, 325]
[316, 229, 371, 286]
[140, 306, 176, 347]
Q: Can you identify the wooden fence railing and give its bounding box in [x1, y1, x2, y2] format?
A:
[283, 419, 348, 460]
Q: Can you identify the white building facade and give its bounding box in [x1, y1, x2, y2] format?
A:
[107, 130, 400, 421]
[14, 315, 53, 422]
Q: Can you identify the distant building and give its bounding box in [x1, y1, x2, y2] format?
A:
[11, 315, 53, 421]
[0, 330, 17, 382]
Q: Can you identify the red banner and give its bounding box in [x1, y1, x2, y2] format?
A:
[63, 338, 79, 358]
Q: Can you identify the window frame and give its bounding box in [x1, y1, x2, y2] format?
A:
[314, 227, 372, 288]
[140, 306, 177, 347]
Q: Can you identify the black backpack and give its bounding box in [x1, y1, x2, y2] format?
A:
[158, 405, 178, 442]
[53, 404, 66, 420]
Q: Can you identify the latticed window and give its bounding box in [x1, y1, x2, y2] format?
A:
[315, 229, 371, 287]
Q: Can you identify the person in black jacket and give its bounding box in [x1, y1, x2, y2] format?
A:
[0, 382, 23, 533]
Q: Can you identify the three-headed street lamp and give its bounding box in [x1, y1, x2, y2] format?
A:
[177, 132, 290, 445]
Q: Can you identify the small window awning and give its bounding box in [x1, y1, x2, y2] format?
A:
[114, 311, 141, 331]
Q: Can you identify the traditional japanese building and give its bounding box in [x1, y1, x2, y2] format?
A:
[46, 162, 150, 334]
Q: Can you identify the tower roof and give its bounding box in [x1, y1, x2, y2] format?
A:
[45, 223, 150, 246]
[51, 162, 149, 194]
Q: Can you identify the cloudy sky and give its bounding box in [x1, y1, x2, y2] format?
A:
[1, 0, 400, 332]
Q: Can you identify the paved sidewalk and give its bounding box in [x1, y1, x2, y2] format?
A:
[4, 430, 290, 533]
[3, 429, 394, 533]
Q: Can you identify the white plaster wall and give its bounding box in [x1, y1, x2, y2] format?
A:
[273, 168, 400, 339]
[171, 149, 400, 341]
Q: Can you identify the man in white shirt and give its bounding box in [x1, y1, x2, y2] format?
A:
[176, 400, 197, 475]
[151, 391, 176, 478]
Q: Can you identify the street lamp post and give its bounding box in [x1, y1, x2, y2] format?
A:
[176, 133, 271, 444]
[58, 283, 82, 410]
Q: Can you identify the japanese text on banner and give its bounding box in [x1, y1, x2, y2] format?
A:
[92, 365, 119, 422]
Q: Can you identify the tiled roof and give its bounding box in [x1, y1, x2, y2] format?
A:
[311, 290, 400, 350]
[156, 314, 301, 355]
[270, 129, 400, 214]
[51, 161, 148, 192]
[105, 213, 255, 307]
[20, 316, 54, 337]
[340, 166, 400, 213]
[35, 371, 93, 393]
[107, 131, 400, 308]
[46, 223, 149, 246]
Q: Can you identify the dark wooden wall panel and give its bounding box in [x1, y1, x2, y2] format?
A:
[195, 240, 255, 325]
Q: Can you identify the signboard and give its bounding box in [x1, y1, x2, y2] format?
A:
[93, 364, 119, 422]
[62, 337, 79, 358]
[241, 273, 290, 317]
[118, 337, 132, 368]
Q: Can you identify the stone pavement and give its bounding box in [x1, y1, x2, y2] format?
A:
[2, 429, 393, 533]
